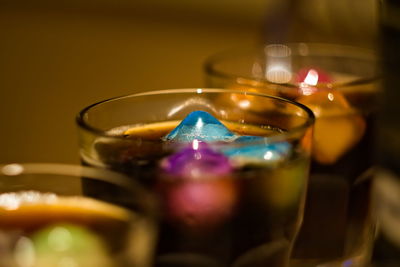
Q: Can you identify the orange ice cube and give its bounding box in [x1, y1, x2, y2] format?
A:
[223, 83, 278, 113]
[297, 90, 366, 165]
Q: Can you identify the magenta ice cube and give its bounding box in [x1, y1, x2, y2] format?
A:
[159, 141, 237, 229]
[161, 140, 233, 178]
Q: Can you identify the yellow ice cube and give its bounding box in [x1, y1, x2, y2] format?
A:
[297, 90, 366, 165]
[221, 84, 279, 113]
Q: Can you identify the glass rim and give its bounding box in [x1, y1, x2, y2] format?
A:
[76, 88, 315, 144]
[0, 162, 157, 211]
[204, 42, 379, 89]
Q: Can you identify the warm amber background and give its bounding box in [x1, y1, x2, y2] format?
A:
[0, 0, 378, 164]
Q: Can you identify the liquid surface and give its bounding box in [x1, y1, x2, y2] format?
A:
[122, 119, 284, 139]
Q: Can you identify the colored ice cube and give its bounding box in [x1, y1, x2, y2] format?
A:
[296, 68, 333, 84]
[297, 90, 366, 164]
[163, 111, 236, 142]
[281, 68, 333, 99]
[162, 177, 237, 229]
[220, 85, 278, 113]
[16, 223, 112, 267]
[223, 136, 292, 167]
[161, 140, 232, 178]
[159, 141, 237, 228]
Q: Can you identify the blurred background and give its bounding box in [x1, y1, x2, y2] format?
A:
[0, 0, 378, 164]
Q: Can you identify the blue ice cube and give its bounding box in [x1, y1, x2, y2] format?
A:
[223, 136, 292, 166]
[164, 111, 236, 142]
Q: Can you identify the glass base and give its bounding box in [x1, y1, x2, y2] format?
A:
[290, 171, 375, 267]
[291, 242, 373, 267]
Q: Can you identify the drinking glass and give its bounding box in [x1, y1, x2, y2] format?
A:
[76, 88, 314, 267]
[0, 163, 157, 267]
[205, 43, 379, 267]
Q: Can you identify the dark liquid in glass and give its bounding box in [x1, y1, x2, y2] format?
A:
[288, 89, 377, 265]
[82, 120, 309, 267]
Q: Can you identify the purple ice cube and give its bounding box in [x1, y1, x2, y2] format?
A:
[161, 140, 232, 178]
[159, 141, 237, 228]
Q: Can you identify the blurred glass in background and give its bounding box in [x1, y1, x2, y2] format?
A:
[261, 0, 378, 48]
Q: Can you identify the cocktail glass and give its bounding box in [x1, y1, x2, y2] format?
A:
[204, 43, 379, 267]
[76, 88, 314, 267]
[0, 163, 157, 267]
